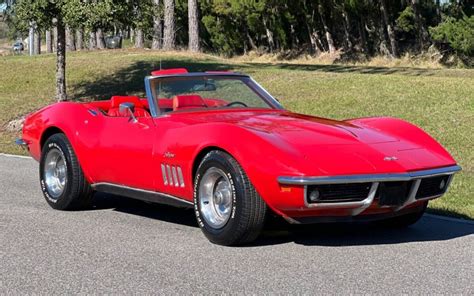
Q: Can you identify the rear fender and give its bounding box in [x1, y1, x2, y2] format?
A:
[23, 102, 99, 183]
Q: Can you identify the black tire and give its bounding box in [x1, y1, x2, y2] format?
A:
[194, 150, 267, 246]
[377, 202, 427, 228]
[39, 133, 92, 210]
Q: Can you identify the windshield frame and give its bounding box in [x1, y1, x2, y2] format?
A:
[144, 73, 284, 117]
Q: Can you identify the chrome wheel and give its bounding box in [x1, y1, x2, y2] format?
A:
[43, 148, 67, 199]
[199, 167, 233, 229]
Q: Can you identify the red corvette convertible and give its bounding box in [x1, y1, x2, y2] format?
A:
[17, 68, 460, 245]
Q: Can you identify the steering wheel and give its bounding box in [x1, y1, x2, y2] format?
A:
[225, 101, 248, 107]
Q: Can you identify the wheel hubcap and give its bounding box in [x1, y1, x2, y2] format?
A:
[199, 167, 233, 229]
[44, 148, 67, 199]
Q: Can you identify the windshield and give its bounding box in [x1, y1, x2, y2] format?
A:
[149, 75, 279, 114]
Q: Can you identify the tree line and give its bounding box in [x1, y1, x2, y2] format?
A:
[1, 0, 473, 100]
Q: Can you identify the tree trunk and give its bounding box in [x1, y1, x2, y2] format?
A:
[380, 0, 398, 57]
[435, 0, 441, 21]
[341, 4, 352, 51]
[163, 0, 176, 50]
[263, 17, 275, 53]
[246, 30, 258, 51]
[56, 20, 67, 101]
[318, 4, 336, 54]
[89, 31, 97, 50]
[66, 27, 76, 51]
[188, 0, 199, 52]
[358, 18, 368, 54]
[53, 25, 58, 52]
[46, 30, 53, 53]
[76, 28, 84, 50]
[411, 0, 429, 51]
[130, 28, 135, 43]
[34, 30, 41, 55]
[134, 29, 144, 48]
[96, 28, 106, 49]
[28, 23, 34, 56]
[152, 0, 163, 49]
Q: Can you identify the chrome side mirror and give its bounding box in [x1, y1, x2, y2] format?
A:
[119, 102, 137, 123]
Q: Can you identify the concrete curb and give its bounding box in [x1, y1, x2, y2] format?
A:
[0, 153, 32, 159]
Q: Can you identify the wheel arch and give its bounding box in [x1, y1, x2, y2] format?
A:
[192, 146, 231, 181]
[40, 126, 66, 151]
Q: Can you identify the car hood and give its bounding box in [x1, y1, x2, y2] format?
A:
[184, 110, 453, 173]
[193, 110, 400, 145]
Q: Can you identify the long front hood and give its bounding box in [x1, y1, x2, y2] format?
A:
[208, 110, 402, 145]
[184, 110, 456, 175]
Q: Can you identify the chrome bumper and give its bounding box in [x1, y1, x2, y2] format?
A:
[278, 165, 461, 215]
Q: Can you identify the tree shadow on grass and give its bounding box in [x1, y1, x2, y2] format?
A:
[90, 192, 474, 247]
[244, 62, 440, 76]
[69, 57, 446, 101]
[70, 59, 244, 101]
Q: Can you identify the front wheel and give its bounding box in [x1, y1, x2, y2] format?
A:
[194, 150, 266, 246]
[39, 133, 92, 210]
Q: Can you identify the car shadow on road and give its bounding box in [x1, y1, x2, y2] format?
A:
[255, 215, 474, 247]
[91, 192, 198, 228]
[90, 192, 474, 247]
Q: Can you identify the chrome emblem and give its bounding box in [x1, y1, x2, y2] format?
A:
[164, 152, 175, 159]
[384, 156, 398, 161]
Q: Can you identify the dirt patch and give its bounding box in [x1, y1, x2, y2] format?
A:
[5, 117, 25, 132]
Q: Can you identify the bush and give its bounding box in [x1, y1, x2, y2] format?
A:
[430, 15, 474, 57]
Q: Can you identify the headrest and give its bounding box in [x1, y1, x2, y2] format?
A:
[110, 96, 143, 108]
[173, 95, 207, 111]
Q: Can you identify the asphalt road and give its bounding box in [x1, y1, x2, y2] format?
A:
[1, 154, 473, 294]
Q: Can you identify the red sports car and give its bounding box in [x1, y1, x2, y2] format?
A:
[17, 68, 461, 245]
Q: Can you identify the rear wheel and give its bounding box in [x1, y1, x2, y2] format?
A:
[40, 133, 92, 210]
[194, 150, 266, 246]
[377, 202, 427, 228]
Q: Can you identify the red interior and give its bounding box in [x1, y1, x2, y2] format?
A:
[106, 96, 150, 117]
[172, 95, 207, 111]
[86, 95, 228, 116]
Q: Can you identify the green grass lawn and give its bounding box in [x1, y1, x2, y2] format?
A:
[0, 49, 472, 218]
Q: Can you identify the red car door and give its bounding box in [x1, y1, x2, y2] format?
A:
[92, 116, 156, 190]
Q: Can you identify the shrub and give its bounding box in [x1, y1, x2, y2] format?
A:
[430, 15, 474, 57]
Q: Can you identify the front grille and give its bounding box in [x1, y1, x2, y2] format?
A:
[306, 183, 372, 204]
[377, 181, 412, 206]
[416, 175, 450, 199]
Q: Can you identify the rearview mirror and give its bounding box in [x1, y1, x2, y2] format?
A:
[119, 102, 137, 123]
[192, 80, 217, 91]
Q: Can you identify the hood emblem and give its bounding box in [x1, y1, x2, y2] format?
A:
[384, 156, 398, 161]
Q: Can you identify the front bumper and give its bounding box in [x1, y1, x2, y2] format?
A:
[277, 165, 461, 217]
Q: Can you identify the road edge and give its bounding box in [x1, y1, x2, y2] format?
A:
[0, 153, 32, 159]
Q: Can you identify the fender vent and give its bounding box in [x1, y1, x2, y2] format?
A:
[161, 164, 185, 187]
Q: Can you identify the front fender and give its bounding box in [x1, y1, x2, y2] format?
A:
[347, 116, 456, 164]
[172, 123, 308, 215]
